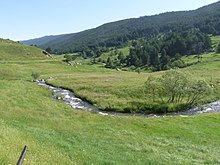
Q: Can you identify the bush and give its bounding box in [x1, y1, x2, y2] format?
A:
[171, 59, 186, 68]
[144, 69, 212, 112]
[64, 54, 77, 62]
[216, 44, 220, 53]
[31, 72, 40, 80]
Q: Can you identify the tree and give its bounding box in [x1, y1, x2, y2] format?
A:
[216, 44, 220, 53]
[126, 48, 138, 66]
[195, 42, 204, 54]
[136, 67, 141, 74]
[160, 49, 170, 69]
[144, 69, 212, 110]
[31, 71, 40, 80]
[64, 54, 77, 63]
[118, 51, 126, 64]
[46, 47, 52, 54]
[105, 57, 114, 68]
[149, 46, 160, 66]
[141, 51, 150, 66]
[145, 76, 160, 102]
[160, 69, 188, 103]
[186, 80, 212, 105]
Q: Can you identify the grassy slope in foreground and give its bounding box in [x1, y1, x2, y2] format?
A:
[0, 58, 220, 164]
[0, 38, 47, 60]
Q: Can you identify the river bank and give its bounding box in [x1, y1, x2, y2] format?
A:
[37, 80, 220, 117]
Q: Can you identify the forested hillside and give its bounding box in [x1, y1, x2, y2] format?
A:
[22, 1, 220, 54]
[124, 30, 211, 71]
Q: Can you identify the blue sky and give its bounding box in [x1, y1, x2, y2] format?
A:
[0, 0, 218, 41]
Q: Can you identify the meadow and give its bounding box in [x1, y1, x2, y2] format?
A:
[47, 51, 220, 113]
[0, 37, 220, 164]
[0, 54, 220, 164]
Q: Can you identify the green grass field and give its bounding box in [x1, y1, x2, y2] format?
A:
[0, 39, 48, 60]
[0, 38, 220, 164]
[0, 57, 220, 164]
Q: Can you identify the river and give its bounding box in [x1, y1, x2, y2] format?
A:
[37, 80, 220, 117]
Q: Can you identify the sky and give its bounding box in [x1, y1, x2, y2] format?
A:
[0, 0, 219, 41]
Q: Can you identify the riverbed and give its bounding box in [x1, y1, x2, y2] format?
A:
[37, 80, 220, 117]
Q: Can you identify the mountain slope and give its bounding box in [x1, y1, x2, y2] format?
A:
[22, 1, 220, 54]
[21, 34, 70, 46]
[0, 38, 48, 60]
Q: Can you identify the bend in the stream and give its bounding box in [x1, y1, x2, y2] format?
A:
[37, 80, 220, 117]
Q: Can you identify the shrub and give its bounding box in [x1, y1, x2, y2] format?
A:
[216, 44, 220, 53]
[31, 72, 40, 80]
[144, 69, 212, 112]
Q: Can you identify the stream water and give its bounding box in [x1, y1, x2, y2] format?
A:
[37, 80, 220, 117]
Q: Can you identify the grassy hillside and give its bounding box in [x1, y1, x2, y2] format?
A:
[0, 58, 220, 164]
[0, 39, 48, 60]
